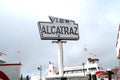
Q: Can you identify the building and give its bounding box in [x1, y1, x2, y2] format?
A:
[0, 52, 22, 80]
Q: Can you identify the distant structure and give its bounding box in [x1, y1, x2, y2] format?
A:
[116, 24, 120, 59]
[0, 52, 22, 80]
[0, 52, 6, 64]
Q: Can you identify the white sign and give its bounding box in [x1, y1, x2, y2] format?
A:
[37, 16, 79, 40]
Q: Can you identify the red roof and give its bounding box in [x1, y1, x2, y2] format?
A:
[88, 58, 99, 62]
[0, 63, 22, 66]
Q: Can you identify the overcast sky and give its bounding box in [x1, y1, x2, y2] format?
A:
[0, 0, 120, 76]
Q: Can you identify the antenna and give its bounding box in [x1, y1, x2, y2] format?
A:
[17, 50, 21, 63]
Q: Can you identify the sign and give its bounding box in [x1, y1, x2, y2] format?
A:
[37, 16, 79, 40]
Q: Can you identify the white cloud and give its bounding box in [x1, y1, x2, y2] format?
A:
[0, 0, 120, 75]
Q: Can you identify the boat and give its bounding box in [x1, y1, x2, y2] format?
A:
[64, 57, 103, 75]
[45, 57, 105, 80]
[31, 57, 111, 80]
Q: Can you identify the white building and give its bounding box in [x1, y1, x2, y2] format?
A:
[0, 52, 22, 80]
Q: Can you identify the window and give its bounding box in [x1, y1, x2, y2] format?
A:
[88, 68, 97, 72]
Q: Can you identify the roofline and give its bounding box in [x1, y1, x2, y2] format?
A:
[0, 63, 22, 66]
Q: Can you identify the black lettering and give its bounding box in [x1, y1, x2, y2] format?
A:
[51, 26, 55, 34]
[56, 26, 61, 34]
[60, 26, 64, 34]
[65, 19, 69, 23]
[74, 27, 78, 35]
[70, 27, 74, 34]
[49, 16, 55, 22]
[46, 25, 51, 34]
[64, 27, 69, 34]
[41, 25, 46, 33]
[59, 18, 64, 23]
[56, 18, 59, 23]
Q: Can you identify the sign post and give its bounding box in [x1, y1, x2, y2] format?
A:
[38, 16, 79, 76]
[52, 40, 66, 76]
[57, 40, 64, 76]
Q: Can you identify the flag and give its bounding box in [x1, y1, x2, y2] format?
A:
[116, 24, 120, 59]
[83, 45, 87, 52]
[17, 50, 21, 63]
[49, 61, 52, 64]
[38, 65, 42, 71]
[0, 52, 6, 56]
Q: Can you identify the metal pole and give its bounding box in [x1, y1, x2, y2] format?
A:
[82, 63, 85, 76]
[119, 59, 120, 66]
[40, 70, 42, 80]
[57, 40, 64, 76]
[52, 40, 66, 76]
[40, 66, 42, 80]
[38, 66, 42, 80]
[26, 75, 29, 80]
